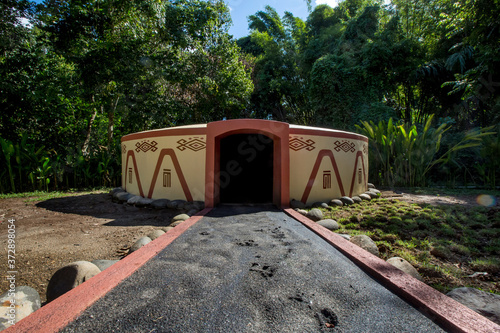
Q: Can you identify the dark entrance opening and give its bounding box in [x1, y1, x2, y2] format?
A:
[219, 134, 274, 203]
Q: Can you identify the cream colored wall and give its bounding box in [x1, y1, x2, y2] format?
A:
[289, 134, 369, 205]
[121, 135, 206, 201]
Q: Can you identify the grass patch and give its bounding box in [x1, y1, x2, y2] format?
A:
[0, 188, 111, 202]
[313, 190, 500, 294]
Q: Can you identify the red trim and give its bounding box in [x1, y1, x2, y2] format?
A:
[124, 151, 144, 197]
[284, 208, 500, 333]
[122, 127, 207, 142]
[348, 151, 367, 197]
[205, 119, 290, 208]
[290, 127, 368, 142]
[4, 208, 213, 333]
[147, 149, 193, 201]
[300, 150, 345, 204]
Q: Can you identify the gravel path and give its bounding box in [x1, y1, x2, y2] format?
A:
[62, 205, 445, 332]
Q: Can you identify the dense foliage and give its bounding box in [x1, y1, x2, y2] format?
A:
[1, 0, 499, 192]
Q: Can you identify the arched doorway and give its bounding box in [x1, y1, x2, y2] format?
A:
[219, 134, 274, 203]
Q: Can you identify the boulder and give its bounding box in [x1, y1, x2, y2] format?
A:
[46, 261, 101, 302]
[386, 257, 422, 281]
[340, 196, 355, 206]
[127, 195, 142, 205]
[447, 287, 500, 325]
[147, 229, 165, 240]
[0, 286, 41, 330]
[306, 208, 323, 222]
[151, 199, 170, 209]
[350, 235, 379, 257]
[359, 193, 372, 201]
[317, 219, 340, 231]
[290, 199, 306, 209]
[91, 260, 119, 272]
[171, 214, 190, 223]
[352, 196, 362, 204]
[329, 199, 343, 207]
[129, 236, 152, 253]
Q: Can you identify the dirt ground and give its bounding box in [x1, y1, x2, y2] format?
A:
[0, 190, 492, 304]
[0, 191, 179, 303]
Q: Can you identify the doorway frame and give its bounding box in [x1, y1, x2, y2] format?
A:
[205, 119, 290, 208]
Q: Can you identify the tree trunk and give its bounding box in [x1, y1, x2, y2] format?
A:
[108, 96, 119, 150]
[82, 97, 98, 156]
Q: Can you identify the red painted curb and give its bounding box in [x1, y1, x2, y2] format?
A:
[5, 208, 212, 333]
[284, 208, 500, 333]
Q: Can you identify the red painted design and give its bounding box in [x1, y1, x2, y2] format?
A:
[122, 144, 127, 154]
[289, 137, 315, 151]
[135, 140, 158, 153]
[334, 140, 356, 153]
[177, 137, 206, 152]
[301, 150, 345, 203]
[124, 151, 144, 197]
[148, 149, 193, 201]
[363, 143, 368, 155]
[349, 152, 367, 197]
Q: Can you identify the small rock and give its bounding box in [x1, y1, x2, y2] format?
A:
[352, 196, 362, 203]
[290, 199, 306, 209]
[115, 191, 134, 202]
[368, 183, 375, 189]
[0, 286, 41, 330]
[110, 187, 124, 196]
[447, 287, 500, 325]
[359, 193, 372, 201]
[147, 229, 165, 240]
[193, 201, 205, 210]
[296, 209, 308, 216]
[311, 202, 324, 208]
[340, 196, 355, 205]
[337, 234, 351, 241]
[162, 226, 174, 232]
[151, 199, 170, 209]
[91, 260, 119, 272]
[350, 235, 379, 257]
[187, 209, 199, 216]
[369, 188, 381, 194]
[169, 221, 183, 227]
[129, 236, 152, 253]
[46, 261, 101, 302]
[387, 257, 422, 281]
[136, 197, 154, 207]
[329, 199, 343, 207]
[306, 208, 323, 222]
[365, 191, 379, 199]
[317, 219, 339, 231]
[127, 195, 142, 205]
[171, 214, 190, 223]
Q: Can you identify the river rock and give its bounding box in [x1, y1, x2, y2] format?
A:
[447, 287, 500, 324]
[350, 235, 379, 256]
[136, 197, 154, 207]
[168, 200, 187, 210]
[162, 226, 174, 232]
[290, 199, 306, 209]
[296, 209, 308, 216]
[171, 214, 190, 223]
[147, 229, 165, 240]
[46, 261, 101, 302]
[193, 201, 205, 210]
[340, 196, 355, 205]
[110, 187, 124, 196]
[306, 208, 323, 222]
[365, 191, 379, 199]
[317, 219, 339, 231]
[368, 183, 375, 189]
[187, 209, 199, 216]
[130, 236, 152, 253]
[115, 191, 134, 202]
[151, 199, 170, 209]
[387, 257, 422, 281]
[0, 286, 41, 330]
[127, 195, 142, 205]
[359, 193, 372, 201]
[337, 234, 351, 241]
[91, 260, 119, 272]
[329, 199, 343, 207]
[352, 196, 362, 203]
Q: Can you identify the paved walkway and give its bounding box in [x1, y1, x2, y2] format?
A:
[61, 206, 444, 332]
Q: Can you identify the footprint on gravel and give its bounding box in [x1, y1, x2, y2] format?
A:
[200, 231, 210, 235]
[236, 239, 258, 247]
[315, 308, 338, 330]
[249, 263, 275, 279]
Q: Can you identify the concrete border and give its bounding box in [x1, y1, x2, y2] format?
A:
[4, 208, 212, 333]
[284, 208, 500, 333]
